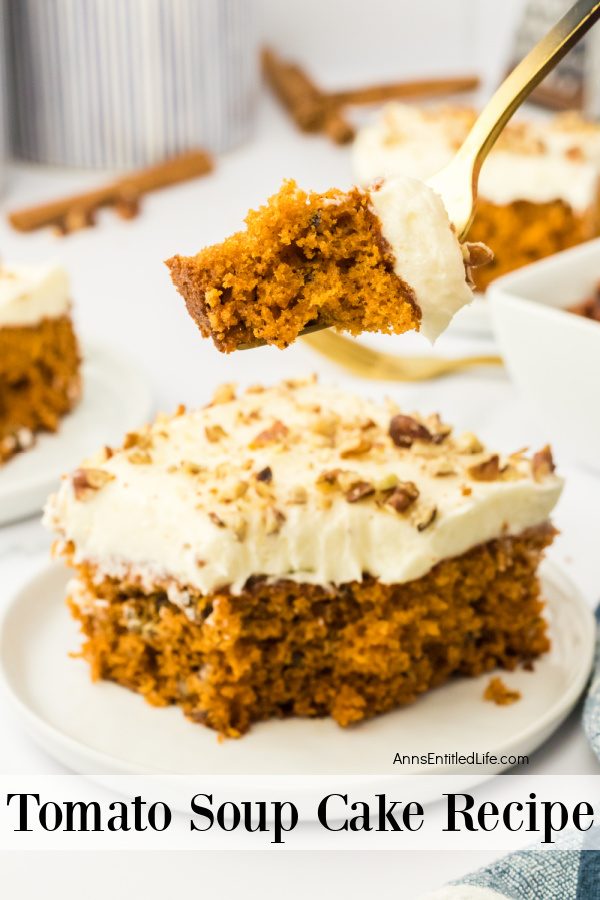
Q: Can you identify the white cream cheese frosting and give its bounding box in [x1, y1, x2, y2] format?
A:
[354, 104, 600, 212]
[0, 262, 70, 327]
[45, 379, 562, 605]
[368, 176, 474, 340]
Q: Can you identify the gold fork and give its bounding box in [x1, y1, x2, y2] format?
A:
[427, 0, 600, 240]
[241, 0, 600, 353]
[303, 330, 502, 382]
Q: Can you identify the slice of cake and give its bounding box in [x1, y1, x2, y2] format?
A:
[166, 178, 489, 352]
[0, 263, 81, 464]
[45, 377, 561, 739]
[353, 104, 600, 291]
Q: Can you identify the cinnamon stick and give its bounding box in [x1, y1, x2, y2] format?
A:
[263, 45, 480, 146]
[329, 75, 480, 106]
[262, 47, 354, 143]
[9, 149, 214, 234]
[261, 47, 325, 131]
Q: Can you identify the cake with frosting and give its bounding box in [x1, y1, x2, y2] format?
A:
[166, 178, 490, 351]
[353, 105, 600, 291]
[45, 377, 561, 738]
[0, 263, 81, 464]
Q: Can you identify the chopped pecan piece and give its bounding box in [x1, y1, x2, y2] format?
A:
[431, 459, 455, 477]
[208, 511, 226, 528]
[256, 466, 273, 483]
[345, 481, 375, 503]
[389, 414, 432, 448]
[211, 383, 236, 405]
[255, 480, 274, 499]
[181, 460, 204, 475]
[455, 432, 484, 454]
[416, 505, 437, 531]
[123, 431, 141, 449]
[463, 241, 493, 288]
[468, 454, 501, 481]
[316, 469, 342, 490]
[128, 450, 152, 465]
[232, 516, 248, 542]
[72, 467, 115, 500]
[339, 436, 373, 458]
[532, 445, 555, 481]
[205, 424, 227, 443]
[426, 413, 452, 444]
[250, 420, 289, 448]
[463, 241, 493, 269]
[311, 414, 338, 439]
[374, 473, 399, 492]
[264, 506, 286, 535]
[386, 481, 419, 513]
[219, 480, 248, 502]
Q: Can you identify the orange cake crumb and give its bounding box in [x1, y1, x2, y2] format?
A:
[484, 676, 522, 706]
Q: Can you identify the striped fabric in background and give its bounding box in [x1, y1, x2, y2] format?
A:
[7, 0, 258, 169]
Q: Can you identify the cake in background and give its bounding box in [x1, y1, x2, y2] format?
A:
[45, 377, 561, 738]
[167, 177, 491, 352]
[353, 104, 600, 291]
[0, 263, 81, 464]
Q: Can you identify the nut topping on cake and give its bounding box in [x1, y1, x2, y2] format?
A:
[532, 445, 556, 481]
[468, 455, 501, 482]
[386, 481, 419, 513]
[72, 467, 115, 500]
[389, 414, 432, 448]
[340, 436, 373, 458]
[345, 481, 375, 503]
[416, 504, 437, 531]
[45, 378, 563, 602]
[455, 432, 484, 454]
[256, 466, 273, 483]
[128, 450, 153, 465]
[250, 420, 289, 448]
[205, 424, 227, 443]
[210, 384, 236, 405]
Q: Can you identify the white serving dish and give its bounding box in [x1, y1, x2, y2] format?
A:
[489, 239, 600, 473]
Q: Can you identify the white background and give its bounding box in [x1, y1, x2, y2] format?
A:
[2, 0, 600, 897]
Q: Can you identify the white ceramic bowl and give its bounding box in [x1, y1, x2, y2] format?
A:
[489, 239, 600, 473]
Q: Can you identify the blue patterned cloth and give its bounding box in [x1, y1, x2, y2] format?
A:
[426, 607, 600, 900]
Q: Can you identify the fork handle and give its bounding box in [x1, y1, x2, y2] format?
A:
[460, 0, 600, 189]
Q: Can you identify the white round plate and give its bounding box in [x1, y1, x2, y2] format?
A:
[0, 560, 594, 813]
[0, 344, 153, 525]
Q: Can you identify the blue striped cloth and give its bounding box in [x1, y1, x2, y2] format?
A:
[425, 608, 600, 899]
[7, 0, 257, 168]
